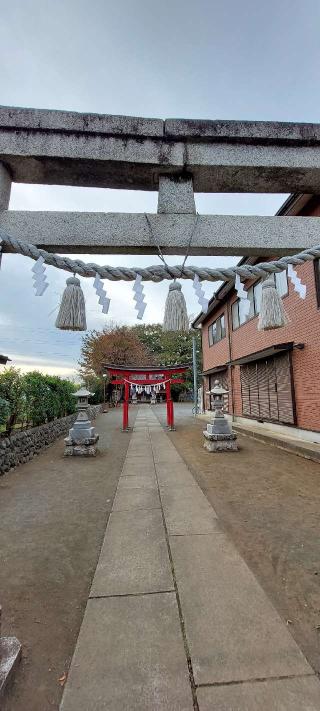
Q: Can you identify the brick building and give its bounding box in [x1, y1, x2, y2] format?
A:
[193, 194, 320, 441]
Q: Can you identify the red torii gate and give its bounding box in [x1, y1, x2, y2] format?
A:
[104, 364, 190, 431]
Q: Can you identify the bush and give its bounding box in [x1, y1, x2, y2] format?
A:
[0, 397, 10, 427]
[0, 367, 24, 432]
[0, 368, 77, 432]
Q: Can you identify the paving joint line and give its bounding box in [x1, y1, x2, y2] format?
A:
[196, 671, 316, 688]
[89, 589, 175, 600]
[147, 413, 200, 711]
[112, 506, 161, 513]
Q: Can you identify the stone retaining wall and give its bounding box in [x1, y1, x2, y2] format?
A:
[0, 405, 102, 475]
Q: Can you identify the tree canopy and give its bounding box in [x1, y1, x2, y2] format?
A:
[79, 323, 202, 393]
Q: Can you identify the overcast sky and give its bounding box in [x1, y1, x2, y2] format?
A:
[1, 0, 319, 376]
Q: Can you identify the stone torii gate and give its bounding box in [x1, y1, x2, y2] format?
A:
[1, 106, 320, 257]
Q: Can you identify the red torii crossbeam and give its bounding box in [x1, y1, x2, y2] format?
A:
[103, 364, 190, 431]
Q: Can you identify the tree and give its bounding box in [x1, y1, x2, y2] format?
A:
[0, 367, 24, 433]
[0, 397, 10, 428]
[80, 374, 105, 405]
[79, 324, 155, 378]
[79, 323, 202, 400]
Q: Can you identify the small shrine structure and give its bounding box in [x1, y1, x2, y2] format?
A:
[104, 364, 190, 431]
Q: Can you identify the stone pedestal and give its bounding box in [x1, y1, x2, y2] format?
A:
[64, 388, 99, 457]
[203, 379, 238, 453]
[0, 606, 21, 700]
[64, 435, 99, 457]
[203, 430, 238, 452]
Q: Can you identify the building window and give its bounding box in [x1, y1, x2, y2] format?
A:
[232, 273, 288, 330]
[232, 301, 239, 330]
[208, 314, 226, 346]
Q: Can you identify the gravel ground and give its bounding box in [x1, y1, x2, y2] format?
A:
[0, 407, 135, 711]
[157, 403, 320, 675]
[2, 402, 320, 709]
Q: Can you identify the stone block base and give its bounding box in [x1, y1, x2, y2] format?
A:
[64, 435, 99, 457]
[64, 444, 98, 456]
[204, 439, 239, 452]
[0, 636, 22, 698]
[203, 430, 238, 453]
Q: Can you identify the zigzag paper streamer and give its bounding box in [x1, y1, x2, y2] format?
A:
[93, 273, 110, 314]
[235, 274, 251, 316]
[133, 274, 147, 319]
[193, 274, 209, 313]
[287, 264, 306, 299]
[32, 256, 48, 296]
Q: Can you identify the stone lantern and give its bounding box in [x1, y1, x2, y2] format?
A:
[203, 379, 238, 452]
[64, 387, 99, 457]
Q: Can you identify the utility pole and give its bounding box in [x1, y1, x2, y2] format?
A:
[192, 334, 198, 416]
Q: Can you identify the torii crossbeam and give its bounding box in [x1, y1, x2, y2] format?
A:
[1, 106, 320, 257]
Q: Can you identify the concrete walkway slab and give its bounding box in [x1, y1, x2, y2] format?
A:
[152, 451, 183, 465]
[60, 405, 320, 711]
[126, 447, 153, 458]
[160, 486, 220, 535]
[121, 459, 155, 476]
[90, 509, 173, 597]
[60, 594, 194, 711]
[170, 533, 312, 685]
[197, 676, 320, 711]
[112, 488, 161, 512]
[156, 463, 197, 487]
[117, 475, 157, 490]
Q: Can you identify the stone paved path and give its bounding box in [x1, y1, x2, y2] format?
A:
[60, 407, 320, 710]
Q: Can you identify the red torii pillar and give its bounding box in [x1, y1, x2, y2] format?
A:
[123, 379, 130, 431]
[103, 365, 189, 432]
[165, 379, 174, 430]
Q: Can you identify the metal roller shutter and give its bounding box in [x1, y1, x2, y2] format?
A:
[240, 351, 295, 425]
[274, 352, 295, 424]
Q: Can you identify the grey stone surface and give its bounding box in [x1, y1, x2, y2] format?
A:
[60, 594, 193, 711]
[0, 106, 163, 137]
[112, 488, 161, 512]
[203, 437, 239, 452]
[161, 486, 219, 535]
[164, 117, 320, 143]
[3, 211, 320, 255]
[0, 636, 22, 699]
[157, 175, 196, 214]
[170, 533, 312, 685]
[197, 676, 320, 711]
[0, 405, 102, 475]
[64, 442, 98, 457]
[155, 463, 197, 487]
[0, 161, 11, 209]
[120, 459, 155, 476]
[3, 107, 320, 193]
[90, 509, 173, 597]
[125, 445, 153, 458]
[117, 475, 158, 490]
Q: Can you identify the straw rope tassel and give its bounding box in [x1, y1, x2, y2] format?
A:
[258, 276, 289, 331]
[163, 281, 189, 332]
[55, 276, 87, 331]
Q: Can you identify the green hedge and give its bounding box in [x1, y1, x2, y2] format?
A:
[0, 368, 78, 433]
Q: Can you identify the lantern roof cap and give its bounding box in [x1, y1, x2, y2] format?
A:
[72, 387, 94, 398]
[211, 379, 228, 395]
